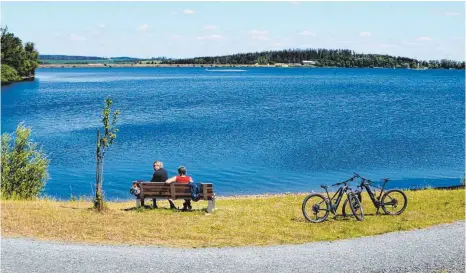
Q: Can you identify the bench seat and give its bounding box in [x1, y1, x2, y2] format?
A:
[133, 182, 215, 213]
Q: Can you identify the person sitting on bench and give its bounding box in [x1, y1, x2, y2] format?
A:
[151, 160, 175, 209]
[166, 166, 193, 211]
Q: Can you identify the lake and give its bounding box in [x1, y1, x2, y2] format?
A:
[1, 67, 464, 199]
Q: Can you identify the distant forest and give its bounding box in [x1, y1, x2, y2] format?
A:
[162, 48, 465, 69]
[40, 55, 107, 60]
[40, 48, 465, 69]
[39, 55, 141, 64]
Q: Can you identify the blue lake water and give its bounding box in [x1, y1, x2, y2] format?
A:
[1, 67, 464, 199]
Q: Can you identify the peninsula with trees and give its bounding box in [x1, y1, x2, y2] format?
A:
[40, 48, 465, 70]
[1, 27, 39, 85]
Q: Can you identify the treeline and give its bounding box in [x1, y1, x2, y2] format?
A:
[40, 55, 107, 60]
[39, 55, 142, 63]
[1, 27, 39, 85]
[161, 48, 465, 69]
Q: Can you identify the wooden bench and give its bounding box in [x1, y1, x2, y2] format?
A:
[133, 181, 216, 213]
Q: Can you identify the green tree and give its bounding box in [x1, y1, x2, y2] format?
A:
[1, 64, 20, 84]
[256, 56, 267, 65]
[1, 123, 49, 199]
[1, 26, 40, 84]
[95, 97, 120, 211]
[24, 42, 39, 76]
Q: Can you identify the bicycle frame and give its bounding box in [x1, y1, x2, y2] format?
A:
[322, 186, 347, 215]
[356, 176, 390, 214]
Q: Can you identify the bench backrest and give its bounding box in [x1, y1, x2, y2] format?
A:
[135, 182, 214, 200]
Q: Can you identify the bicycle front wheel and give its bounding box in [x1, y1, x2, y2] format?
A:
[381, 189, 408, 215]
[302, 193, 329, 223]
[341, 199, 352, 218]
[347, 192, 364, 221]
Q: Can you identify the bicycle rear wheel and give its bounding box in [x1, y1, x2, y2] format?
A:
[347, 192, 364, 221]
[302, 193, 329, 223]
[381, 189, 408, 215]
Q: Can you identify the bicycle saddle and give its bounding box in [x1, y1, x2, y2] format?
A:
[381, 178, 390, 182]
[320, 185, 328, 189]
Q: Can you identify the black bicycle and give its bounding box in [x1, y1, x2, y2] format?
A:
[302, 174, 364, 223]
[342, 173, 408, 216]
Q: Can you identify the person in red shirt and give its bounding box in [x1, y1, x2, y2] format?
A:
[166, 166, 193, 211]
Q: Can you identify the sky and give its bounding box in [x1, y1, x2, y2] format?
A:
[1, 1, 465, 61]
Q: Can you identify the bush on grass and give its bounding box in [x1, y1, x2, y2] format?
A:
[1, 123, 49, 199]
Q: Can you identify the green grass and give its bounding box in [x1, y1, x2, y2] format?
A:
[2, 189, 464, 248]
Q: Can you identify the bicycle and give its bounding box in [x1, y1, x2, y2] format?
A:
[342, 173, 408, 217]
[302, 174, 364, 223]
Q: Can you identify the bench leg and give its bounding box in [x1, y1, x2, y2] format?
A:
[136, 198, 141, 208]
[207, 199, 215, 213]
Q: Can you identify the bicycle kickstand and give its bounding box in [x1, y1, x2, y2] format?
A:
[375, 207, 380, 215]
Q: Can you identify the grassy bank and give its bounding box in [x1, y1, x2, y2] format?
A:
[2, 189, 464, 248]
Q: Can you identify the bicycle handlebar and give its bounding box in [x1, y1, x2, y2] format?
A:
[331, 175, 357, 187]
[326, 173, 389, 188]
[353, 172, 373, 186]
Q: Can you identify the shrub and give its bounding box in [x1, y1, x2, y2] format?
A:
[1, 64, 21, 85]
[1, 123, 49, 199]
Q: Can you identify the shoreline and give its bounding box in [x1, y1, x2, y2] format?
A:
[60, 184, 465, 203]
[1, 75, 35, 86]
[39, 63, 277, 68]
[38, 63, 465, 69]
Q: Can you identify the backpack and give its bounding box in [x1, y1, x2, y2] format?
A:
[189, 182, 202, 202]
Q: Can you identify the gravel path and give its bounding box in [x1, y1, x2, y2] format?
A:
[2, 221, 464, 273]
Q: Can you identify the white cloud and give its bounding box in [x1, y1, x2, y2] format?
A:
[416, 36, 432, 41]
[249, 30, 268, 35]
[249, 30, 269, 41]
[196, 34, 224, 40]
[298, 30, 316, 36]
[336, 40, 360, 44]
[401, 40, 420, 46]
[99, 24, 106, 28]
[139, 24, 149, 32]
[379, 44, 398, 48]
[183, 9, 195, 14]
[69, 34, 86, 41]
[251, 35, 269, 41]
[290, 1, 301, 5]
[444, 11, 460, 16]
[171, 11, 177, 15]
[359, 32, 371, 37]
[171, 35, 181, 40]
[54, 32, 61, 37]
[204, 25, 217, 30]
